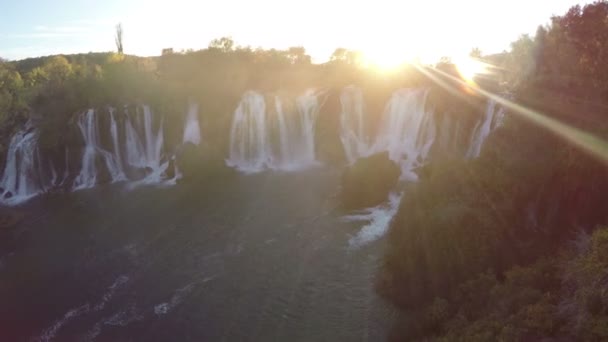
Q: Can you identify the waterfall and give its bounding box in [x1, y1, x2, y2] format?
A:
[0, 129, 43, 203]
[109, 108, 125, 172]
[276, 96, 290, 164]
[371, 88, 436, 180]
[340, 86, 370, 164]
[275, 90, 321, 170]
[0, 104, 200, 204]
[73, 109, 126, 189]
[73, 109, 98, 188]
[124, 106, 165, 170]
[227, 91, 271, 172]
[466, 99, 505, 158]
[338, 87, 437, 179]
[123, 106, 169, 186]
[339, 87, 507, 180]
[0, 86, 508, 205]
[125, 115, 147, 168]
[183, 103, 201, 145]
[227, 90, 321, 173]
[294, 90, 320, 168]
[142, 105, 163, 169]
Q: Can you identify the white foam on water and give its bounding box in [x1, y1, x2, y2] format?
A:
[345, 192, 403, 248]
[154, 283, 195, 316]
[33, 275, 129, 342]
[94, 275, 129, 311]
[82, 305, 143, 342]
[35, 304, 91, 342]
[103, 306, 143, 326]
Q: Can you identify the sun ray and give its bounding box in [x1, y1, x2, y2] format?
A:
[415, 63, 608, 165]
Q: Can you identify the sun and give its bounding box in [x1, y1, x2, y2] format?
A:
[454, 56, 487, 81]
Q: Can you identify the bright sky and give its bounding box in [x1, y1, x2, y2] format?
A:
[0, 0, 592, 63]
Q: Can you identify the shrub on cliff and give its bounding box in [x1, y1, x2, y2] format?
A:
[389, 227, 608, 341]
[340, 152, 400, 210]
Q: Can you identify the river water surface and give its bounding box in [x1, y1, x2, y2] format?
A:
[0, 167, 397, 341]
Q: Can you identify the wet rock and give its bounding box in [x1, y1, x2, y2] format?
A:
[165, 158, 176, 179]
[94, 154, 113, 185]
[340, 152, 400, 210]
[126, 166, 153, 181]
[4, 191, 13, 199]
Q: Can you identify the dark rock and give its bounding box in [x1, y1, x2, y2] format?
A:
[340, 152, 401, 210]
[165, 158, 176, 179]
[126, 166, 153, 181]
[94, 153, 112, 185]
[4, 191, 13, 199]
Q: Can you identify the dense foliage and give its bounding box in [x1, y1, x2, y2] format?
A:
[381, 2, 608, 340]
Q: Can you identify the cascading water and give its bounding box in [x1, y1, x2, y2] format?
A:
[109, 108, 125, 173]
[0, 129, 43, 203]
[183, 103, 201, 145]
[339, 86, 507, 180]
[142, 105, 164, 170]
[0, 83, 507, 206]
[227, 90, 321, 172]
[0, 104, 201, 204]
[340, 86, 370, 164]
[274, 91, 320, 170]
[466, 99, 505, 158]
[371, 88, 436, 180]
[125, 115, 147, 168]
[123, 106, 168, 186]
[294, 90, 321, 167]
[73, 109, 126, 189]
[227, 91, 271, 172]
[125, 107, 164, 167]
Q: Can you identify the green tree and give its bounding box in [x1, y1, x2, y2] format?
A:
[329, 48, 362, 66]
[42, 56, 73, 85]
[286, 46, 311, 65]
[505, 34, 536, 86]
[208, 36, 234, 52]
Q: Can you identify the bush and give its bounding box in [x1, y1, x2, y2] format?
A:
[340, 152, 400, 210]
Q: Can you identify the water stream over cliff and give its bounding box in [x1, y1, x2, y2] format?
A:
[0, 87, 504, 206]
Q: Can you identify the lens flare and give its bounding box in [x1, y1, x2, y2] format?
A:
[454, 57, 487, 81]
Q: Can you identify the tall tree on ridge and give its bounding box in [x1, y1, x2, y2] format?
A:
[115, 23, 124, 54]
